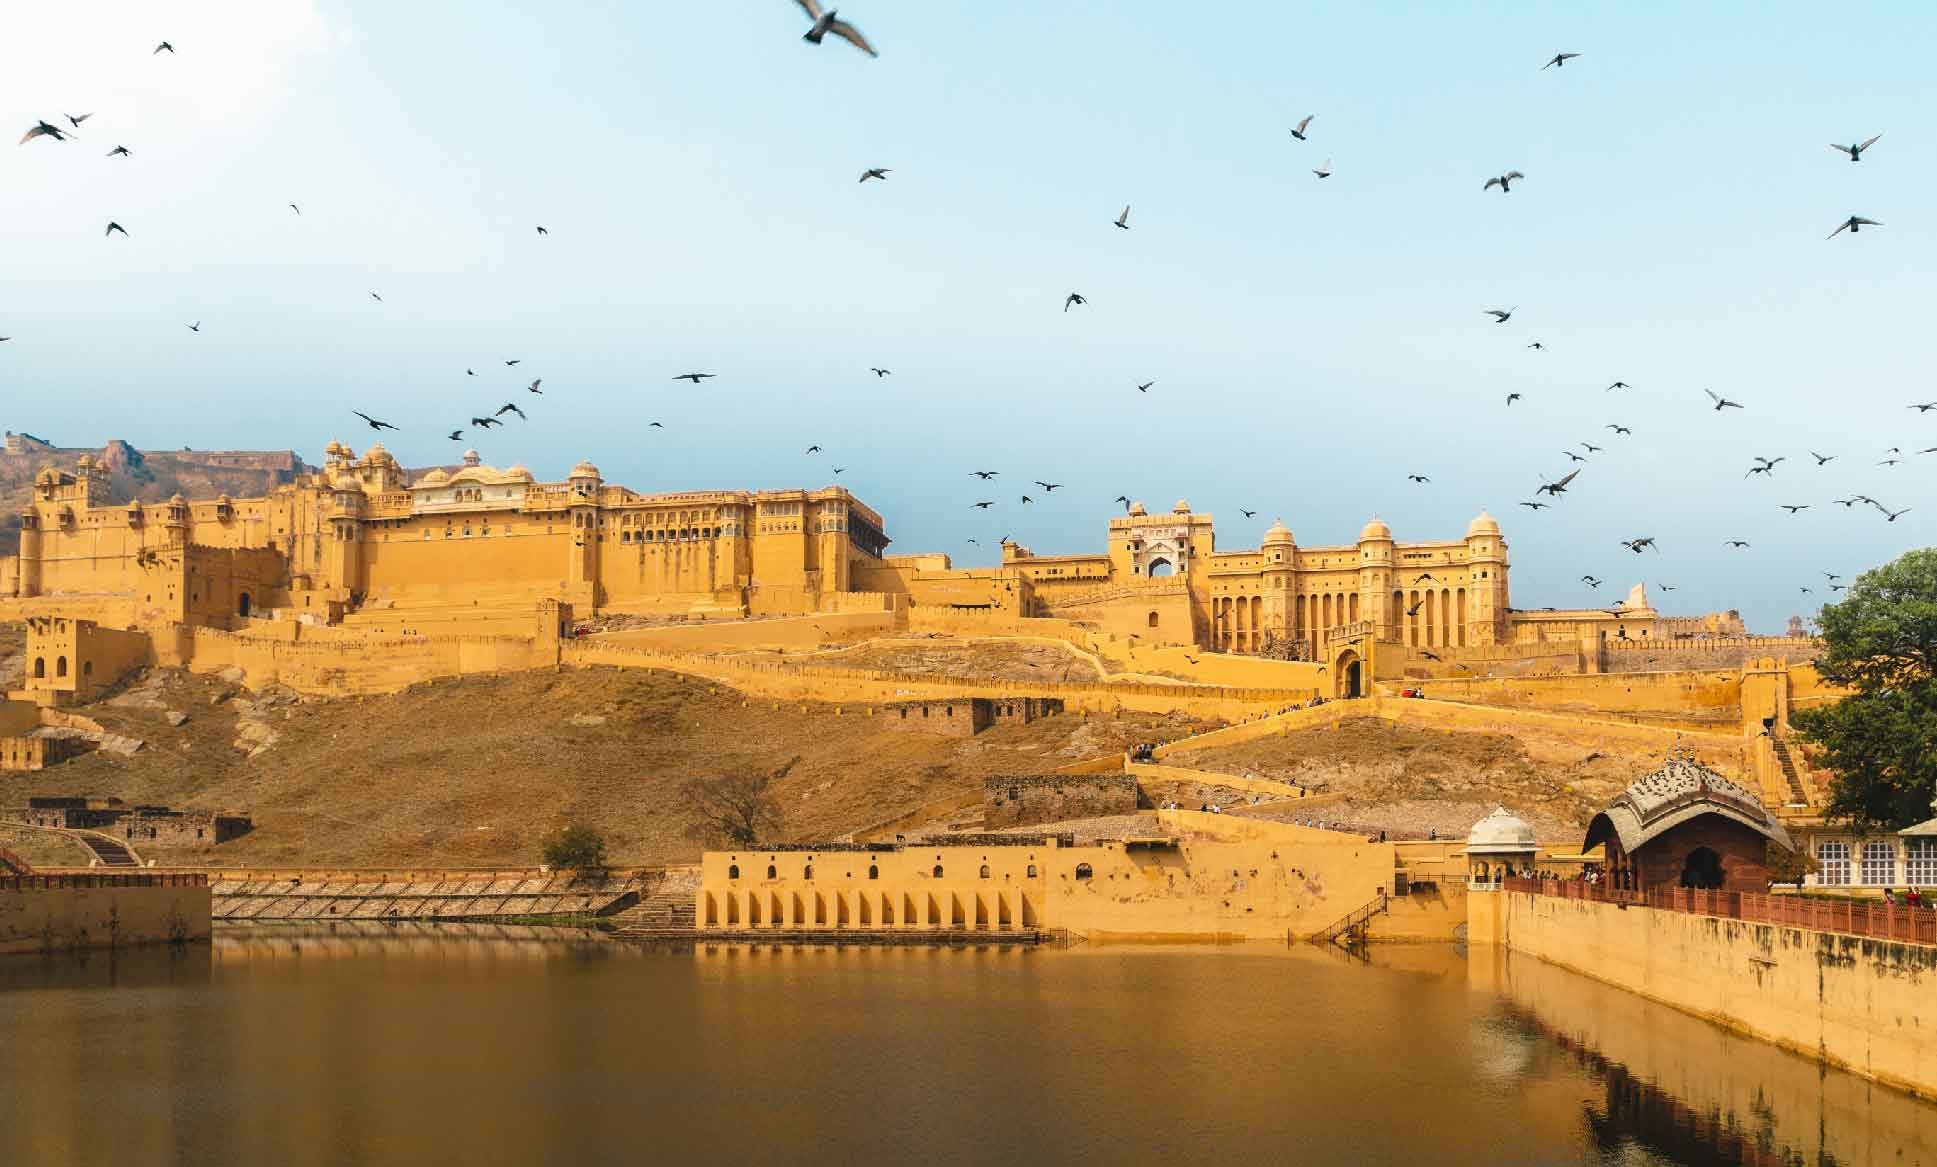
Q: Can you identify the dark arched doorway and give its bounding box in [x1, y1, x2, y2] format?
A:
[238, 592, 252, 618]
[1679, 847, 1725, 890]
[1334, 649, 1363, 699]
[1146, 558, 1174, 578]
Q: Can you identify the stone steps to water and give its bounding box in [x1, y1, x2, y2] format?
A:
[77, 833, 139, 867]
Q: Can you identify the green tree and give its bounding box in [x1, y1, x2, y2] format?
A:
[542, 823, 608, 872]
[1792, 548, 1937, 831]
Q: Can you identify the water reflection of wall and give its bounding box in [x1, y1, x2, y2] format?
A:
[1476, 947, 1937, 1166]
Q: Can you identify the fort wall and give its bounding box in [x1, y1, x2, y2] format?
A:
[1602, 636, 1821, 674]
[1499, 889, 1937, 1100]
[1, 874, 210, 956]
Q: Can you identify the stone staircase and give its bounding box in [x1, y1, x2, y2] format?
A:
[609, 869, 701, 940]
[1313, 890, 1388, 950]
[1769, 737, 1812, 808]
[76, 832, 139, 867]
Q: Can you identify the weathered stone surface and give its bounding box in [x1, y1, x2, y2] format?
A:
[164, 711, 189, 727]
[569, 713, 607, 728]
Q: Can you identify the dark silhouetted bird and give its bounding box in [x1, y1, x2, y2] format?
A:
[1581, 442, 1604, 453]
[448, 430, 463, 441]
[1114, 205, 1130, 229]
[1562, 451, 1586, 463]
[504, 359, 520, 366]
[1606, 381, 1630, 391]
[1542, 52, 1581, 68]
[1581, 575, 1601, 587]
[672, 372, 714, 383]
[1240, 509, 1257, 518]
[1705, 389, 1743, 411]
[1406, 475, 1430, 484]
[1483, 170, 1525, 192]
[1064, 293, 1086, 312]
[859, 167, 890, 182]
[806, 445, 822, 453]
[1608, 425, 1632, 435]
[971, 470, 998, 480]
[1506, 393, 1521, 406]
[1658, 582, 1677, 592]
[1485, 307, 1515, 323]
[1020, 495, 1033, 504]
[870, 367, 891, 377]
[1528, 341, 1545, 351]
[1537, 469, 1580, 496]
[795, 0, 876, 56]
[186, 321, 200, 332]
[1884, 507, 1912, 522]
[1828, 215, 1881, 238]
[289, 203, 300, 214]
[1910, 402, 1937, 413]
[496, 403, 525, 420]
[352, 411, 396, 431]
[1519, 501, 1548, 510]
[1312, 158, 1332, 178]
[1137, 380, 1155, 393]
[1781, 504, 1810, 514]
[1810, 450, 1835, 465]
[1621, 537, 1657, 553]
[105, 221, 127, 237]
[154, 41, 174, 53]
[973, 500, 995, 509]
[63, 113, 91, 129]
[1290, 115, 1314, 141]
[535, 226, 547, 235]
[470, 416, 502, 429]
[1035, 481, 1062, 492]
[528, 379, 542, 394]
[369, 291, 382, 301]
[1830, 134, 1882, 161]
[1414, 573, 1438, 584]
[107, 145, 131, 157]
[1726, 540, 1751, 548]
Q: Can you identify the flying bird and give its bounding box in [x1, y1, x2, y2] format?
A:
[1581, 442, 1604, 453]
[1020, 495, 1033, 504]
[1828, 215, 1881, 239]
[1704, 389, 1743, 411]
[1114, 496, 1132, 507]
[154, 41, 175, 53]
[1542, 52, 1581, 69]
[1824, 572, 1841, 581]
[1536, 469, 1580, 496]
[352, 411, 397, 431]
[1406, 475, 1430, 484]
[973, 501, 995, 509]
[1114, 205, 1131, 230]
[470, 416, 502, 428]
[1064, 293, 1086, 312]
[1621, 537, 1658, 553]
[108, 145, 131, 157]
[289, 203, 300, 214]
[505, 359, 521, 366]
[1483, 170, 1525, 193]
[1312, 158, 1332, 178]
[1658, 583, 1678, 592]
[105, 221, 128, 237]
[1562, 451, 1586, 463]
[1421, 650, 1442, 662]
[1780, 504, 1810, 514]
[1405, 601, 1424, 617]
[466, 369, 475, 376]
[649, 422, 664, 429]
[496, 403, 525, 420]
[528, 379, 542, 394]
[806, 445, 822, 453]
[1485, 307, 1516, 323]
[971, 470, 999, 480]
[1809, 451, 1835, 465]
[63, 113, 92, 129]
[833, 468, 846, 475]
[1909, 403, 1937, 413]
[795, 1, 876, 56]
[1528, 341, 1545, 351]
[1034, 481, 1062, 492]
[1290, 115, 1315, 141]
[1137, 380, 1155, 393]
[1829, 134, 1882, 161]
[870, 367, 891, 377]
[1607, 425, 1632, 435]
[1413, 573, 1438, 584]
[1879, 458, 1903, 467]
[1506, 393, 1521, 406]
[369, 291, 382, 302]
[448, 430, 464, 441]
[1725, 540, 1751, 548]
[859, 167, 890, 182]
[1581, 576, 1601, 587]
[1518, 501, 1548, 510]
[1606, 381, 1630, 392]
[1883, 508, 1912, 522]
[186, 322, 200, 332]
[1240, 509, 1257, 518]
[672, 372, 714, 383]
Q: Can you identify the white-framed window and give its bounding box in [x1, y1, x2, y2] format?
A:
[1860, 840, 1897, 886]
[1816, 840, 1850, 886]
[1907, 838, 1937, 886]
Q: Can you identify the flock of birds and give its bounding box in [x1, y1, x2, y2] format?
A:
[7, 9, 1923, 624]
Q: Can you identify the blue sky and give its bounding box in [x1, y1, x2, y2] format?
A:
[3, 1, 1932, 631]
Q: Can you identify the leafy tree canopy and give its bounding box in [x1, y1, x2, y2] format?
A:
[1793, 548, 1937, 831]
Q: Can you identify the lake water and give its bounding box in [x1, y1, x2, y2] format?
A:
[3, 926, 1935, 1166]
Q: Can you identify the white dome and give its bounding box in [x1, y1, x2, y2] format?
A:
[1464, 806, 1537, 855]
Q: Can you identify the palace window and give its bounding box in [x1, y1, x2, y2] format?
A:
[1074, 863, 1093, 881]
[932, 865, 944, 878]
[1906, 839, 1937, 885]
[868, 865, 878, 880]
[1026, 864, 1037, 878]
[766, 865, 777, 880]
[979, 865, 991, 879]
[728, 864, 740, 880]
[1860, 840, 1897, 885]
[1816, 841, 1850, 885]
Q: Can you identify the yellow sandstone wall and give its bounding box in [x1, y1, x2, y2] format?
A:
[1, 880, 211, 956]
[1499, 890, 1937, 1100]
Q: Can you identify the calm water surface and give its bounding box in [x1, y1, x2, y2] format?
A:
[3, 926, 1935, 1166]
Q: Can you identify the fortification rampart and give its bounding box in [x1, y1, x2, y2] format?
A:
[1602, 636, 1821, 673]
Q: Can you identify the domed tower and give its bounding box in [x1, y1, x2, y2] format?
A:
[1464, 510, 1507, 645]
[1463, 805, 1540, 948]
[164, 493, 189, 547]
[1357, 515, 1395, 643]
[566, 460, 603, 605]
[1261, 518, 1297, 652]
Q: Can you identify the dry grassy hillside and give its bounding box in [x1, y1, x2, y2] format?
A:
[7, 664, 1207, 868]
[1180, 717, 1636, 841]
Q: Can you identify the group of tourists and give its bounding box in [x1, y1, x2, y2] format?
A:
[1129, 742, 1158, 764]
[1882, 888, 1930, 908]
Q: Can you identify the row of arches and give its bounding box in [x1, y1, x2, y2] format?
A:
[1396, 587, 1468, 649]
[30, 656, 90, 681]
[703, 888, 1041, 932]
[729, 862, 1037, 881]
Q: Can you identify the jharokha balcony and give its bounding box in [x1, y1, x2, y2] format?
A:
[1504, 876, 1937, 948]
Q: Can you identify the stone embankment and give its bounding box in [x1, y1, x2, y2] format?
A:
[211, 869, 645, 922]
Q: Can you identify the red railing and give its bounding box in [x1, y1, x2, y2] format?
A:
[1, 873, 208, 892]
[1505, 877, 1937, 947]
